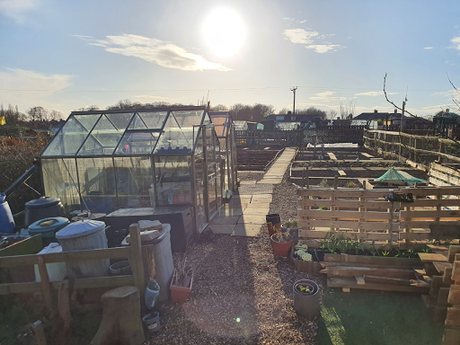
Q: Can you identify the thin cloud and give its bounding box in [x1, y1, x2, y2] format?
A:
[310, 91, 335, 101]
[283, 29, 318, 44]
[0, 0, 38, 22]
[355, 90, 397, 97]
[283, 28, 343, 53]
[451, 36, 460, 50]
[423, 47, 434, 50]
[0, 68, 72, 92]
[306, 44, 340, 54]
[75, 34, 231, 72]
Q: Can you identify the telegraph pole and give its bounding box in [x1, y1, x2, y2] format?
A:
[291, 86, 298, 114]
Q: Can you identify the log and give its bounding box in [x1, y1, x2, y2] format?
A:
[90, 286, 145, 345]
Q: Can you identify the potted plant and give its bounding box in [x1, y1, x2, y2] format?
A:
[170, 256, 193, 303]
[293, 279, 320, 317]
[270, 227, 293, 257]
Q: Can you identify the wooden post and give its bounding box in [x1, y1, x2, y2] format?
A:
[129, 224, 145, 300]
[37, 256, 55, 315]
[57, 281, 72, 330]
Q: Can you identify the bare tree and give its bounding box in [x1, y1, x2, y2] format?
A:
[27, 106, 48, 122]
[339, 98, 356, 119]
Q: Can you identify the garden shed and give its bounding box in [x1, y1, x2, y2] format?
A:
[38, 106, 237, 243]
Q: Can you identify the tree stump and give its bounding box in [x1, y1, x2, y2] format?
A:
[90, 286, 145, 345]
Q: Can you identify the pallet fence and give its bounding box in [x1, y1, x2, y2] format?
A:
[0, 223, 154, 316]
[298, 186, 460, 249]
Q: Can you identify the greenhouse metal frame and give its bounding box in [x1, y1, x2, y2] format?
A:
[39, 106, 236, 233]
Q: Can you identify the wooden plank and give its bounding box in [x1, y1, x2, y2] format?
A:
[448, 285, 460, 305]
[299, 199, 394, 211]
[402, 186, 460, 198]
[129, 223, 145, 299]
[299, 229, 398, 241]
[327, 277, 429, 293]
[442, 328, 460, 345]
[444, 267, 454, 284]
[364, 275, 413, 285]
[445, 307, 460, 327]
[399, 221, 458, 229]
[0, 246, 131, 268]
[448, 246, 460, 263]
[452, 262, 460, 281]
[438, 287, 451, 306]
[355, 276, 365, 285]
[418, 253, 448, 263]
[0, 275, 134, 295]
[431, 163, 460, 179]
[299, 188, 392, 199]
[338, 169, 347, 176]
[433, 262, 453, 274]
[300, 209, 394, 221]
[321, 266, 416, 279]
[299, 219, 393, 231]
[430, 276, 445, 296]
[400, 210, 460, 219]
[37, 256, 54, 314]
[323, 253, 423, 268]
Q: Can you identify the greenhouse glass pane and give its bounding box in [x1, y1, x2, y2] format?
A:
[42, 114, 100, 156]
[115, 131, 158, 155]
[154, 111, 200, 154]
[137, 111, 168, 129]
[77, 114, 124, 156]
[41, 158, 80, 213]
[114, 156, 153, 208]
[78, 157, 118, 213]
[105, 112, 135, 130]
[128, 111, 167, 130]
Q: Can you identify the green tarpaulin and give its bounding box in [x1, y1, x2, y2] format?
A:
[374, 167, 426, 184]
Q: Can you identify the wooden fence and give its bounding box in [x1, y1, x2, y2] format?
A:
[0, 224, 153, 315]
[298, 186, 460, 248]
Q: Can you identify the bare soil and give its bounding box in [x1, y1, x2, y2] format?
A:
[150, 172, 324, 345]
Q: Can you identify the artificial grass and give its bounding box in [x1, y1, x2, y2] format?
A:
[317, 288, 444, 345]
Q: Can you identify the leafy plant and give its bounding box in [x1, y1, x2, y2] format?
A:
[271, 228, 293, 243]
[381, 250, 390, 257]
[295, 283, 314, 294]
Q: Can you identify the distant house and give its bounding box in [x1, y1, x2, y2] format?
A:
[233, 120, 258, 131]
[433, 109, 460, 126]
[261, 112, 326, 130]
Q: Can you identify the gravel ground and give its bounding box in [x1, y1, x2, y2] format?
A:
[149, 171, 325, 345]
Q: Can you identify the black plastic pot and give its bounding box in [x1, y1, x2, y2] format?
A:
[266, 214, 281, 225]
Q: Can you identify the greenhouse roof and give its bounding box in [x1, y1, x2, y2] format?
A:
[41, 106, 210, 157]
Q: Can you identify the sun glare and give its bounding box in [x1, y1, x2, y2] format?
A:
[203, 8, 245, 57]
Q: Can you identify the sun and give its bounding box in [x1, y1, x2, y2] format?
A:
[203, 8, 245, 57]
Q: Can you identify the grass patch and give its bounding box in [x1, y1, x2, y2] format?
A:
[318, 288, 443, 345]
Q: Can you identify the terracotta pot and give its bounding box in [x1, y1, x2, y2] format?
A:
[270, 234, 293, 257]
[170, 269, 193, 303]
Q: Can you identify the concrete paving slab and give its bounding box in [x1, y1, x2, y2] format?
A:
[250, 194, 273, 203]
[210, 215, 241, 225]
[242, 207, 270, 217]
[232, 223, 262, 237]
[244, 202, 270, 210]
[218, 207, 244, 216]
[211, 224, 235, 235]
[237, 214, 266, 225]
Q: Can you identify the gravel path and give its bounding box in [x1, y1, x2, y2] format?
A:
[150, 171, 325, 345]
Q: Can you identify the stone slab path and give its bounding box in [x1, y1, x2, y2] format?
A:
[210, 148, 297, 237]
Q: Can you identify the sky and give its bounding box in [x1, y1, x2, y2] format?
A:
[1, 0, 460, 119]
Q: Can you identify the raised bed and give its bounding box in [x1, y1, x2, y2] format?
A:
[321, 253, 428, 293]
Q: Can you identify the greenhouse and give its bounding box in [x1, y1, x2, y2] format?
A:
[39, 106, 237, 237]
